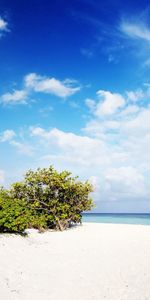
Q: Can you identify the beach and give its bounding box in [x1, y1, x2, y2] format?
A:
[0, 223, 150, 300]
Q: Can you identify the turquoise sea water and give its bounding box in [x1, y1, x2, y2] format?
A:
[82, 213, 150, 226]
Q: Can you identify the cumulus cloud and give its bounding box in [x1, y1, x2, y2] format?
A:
[85, 90, 125, 117]
[96, 90, 125, 115]
[24, 73, 80, 98]
[0, 73, 80, 106]
[124, 108, 150, 133]
[120, 105, 140, 116]
[2, 101, 150, 210]
[29, 122, 150, 208]
[0, 129, 16, 142]
[105, 167, 145, 197]
[81, 85, 150, 206]
[1, 90, 28, 105]
[85, 104, 150, 145]
[30, 126, 110, 167]
[126, 89, 145, 102]
[2, 83, 150, 210]
[84, 86, 150, 137]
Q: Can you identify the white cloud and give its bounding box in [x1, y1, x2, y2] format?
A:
[0, 129, 33, 156]
[9, 140, 33, 156]
[2, 103, 150, 210]
[0, 17, 8, 32]
[120, 21, 150, 42]
[30, 127, 111, 167]
[81, 85, 150, 205]
[30, 127, 48, 138]
[120, 105, 140, 116]
[85, 104, 150, 142]
[1, 90, 28, 105]
[95, 90, 125, 116]
[0, 73, 80, 106]
[0, 130, 16, 142]
[85, 98, 96, 112]
[89, 176, 100, 191]
[105, 166, 144, 187]
[24, 73, 80, 98]
[84, 86, 150, 137]
[29, 122, 150, 207]
[124, 108, 150, 133]
[2, 83, 150, 210]
[105, 167, 146, 197]
[0, 169, 5, 184]
[126, 89, 144, 102]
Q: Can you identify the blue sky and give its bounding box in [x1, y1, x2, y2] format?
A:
[0, 0, 150, 212]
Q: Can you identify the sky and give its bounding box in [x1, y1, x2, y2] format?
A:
[0, 0, 150, 212]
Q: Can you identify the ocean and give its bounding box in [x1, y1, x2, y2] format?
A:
[82, 213, 150, 226]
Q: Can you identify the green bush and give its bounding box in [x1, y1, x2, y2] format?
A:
[0, 189, 31, 233]
[0, 166, 94, 233]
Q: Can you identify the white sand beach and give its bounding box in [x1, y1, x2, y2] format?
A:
[0, 223, 150, 300]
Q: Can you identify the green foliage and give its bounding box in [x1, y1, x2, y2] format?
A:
[0, 166, 94, 233]
[0, 188, 31, 233]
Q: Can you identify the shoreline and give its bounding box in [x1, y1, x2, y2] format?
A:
[0, 223, 150, 299]
[0, 221, 150, 238]
[83, 221, 150, 227]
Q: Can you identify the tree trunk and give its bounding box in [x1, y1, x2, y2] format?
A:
[57, 219, 64, 231]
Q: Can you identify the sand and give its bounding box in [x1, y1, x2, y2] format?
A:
[0, 223, 150, 300]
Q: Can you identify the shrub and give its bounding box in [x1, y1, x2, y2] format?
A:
[0, 188, 31, 233]
[0, 166, 94, 233]
[11, 166, 94, 230]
